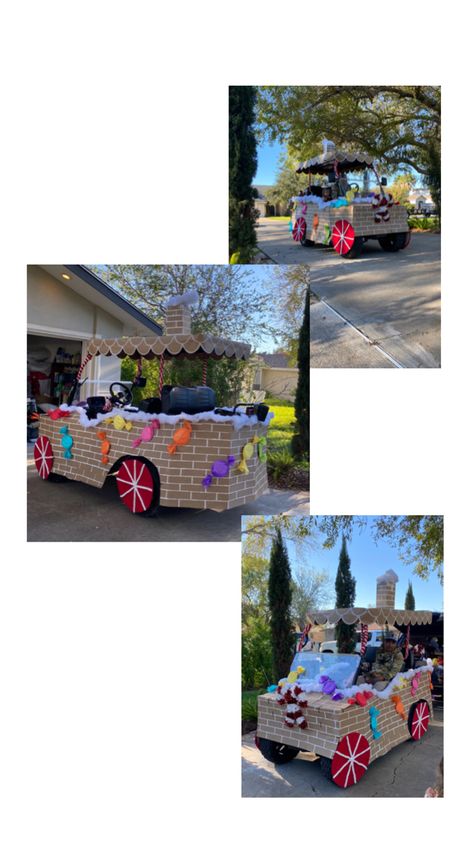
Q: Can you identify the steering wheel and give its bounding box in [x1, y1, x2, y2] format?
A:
[109, 382, 133, 407]
[349, 183, 360, 192]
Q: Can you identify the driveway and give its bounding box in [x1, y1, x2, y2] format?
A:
[257, 218, 441, 368]
[27, 451, 309, 542]
[242, 703, 443, 798]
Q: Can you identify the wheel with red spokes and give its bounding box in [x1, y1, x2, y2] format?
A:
[292, 217, 306, 243]
[408, 699, 430, 741]
[331, 220, 363, 258]
[330, 732, 371, 788]
[116, 457, 160, 516]
[34, 435, 54, 480]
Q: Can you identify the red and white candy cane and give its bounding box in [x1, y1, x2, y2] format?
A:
[372, 193, 393, 223]
[360, 623, 369, 656]
[276, 683, 308, 729]
[202, 357, 208, 386]
[405, 623, 411, 659]
[297, 622, 312, 652]
[76, 352, 92, 381]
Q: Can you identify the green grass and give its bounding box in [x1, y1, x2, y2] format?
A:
[242, 688, 266, 720]
[267, 404, 309, 471]
[268, 216, 291, 221]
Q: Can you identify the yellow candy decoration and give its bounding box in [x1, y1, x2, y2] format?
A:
[105, 415, 133, 432]
[346, 189, 355, 203]
[237, 435, 260, 473]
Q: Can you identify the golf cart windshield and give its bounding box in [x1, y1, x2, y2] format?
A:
[289, 651, 361, 689]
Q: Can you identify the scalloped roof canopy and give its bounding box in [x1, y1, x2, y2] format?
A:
[296, 149, 374, 175]
[85, 334, 251, 361]
[307, 607, 432, 626]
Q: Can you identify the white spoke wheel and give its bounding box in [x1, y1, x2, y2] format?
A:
[33, 435, 54, 480]
[408, 699, 430, 741]
[330, 732, 371, 788]
[116, 457, 160, 516]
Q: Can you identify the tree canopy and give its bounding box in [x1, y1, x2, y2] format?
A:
[257, 86, 441, 212]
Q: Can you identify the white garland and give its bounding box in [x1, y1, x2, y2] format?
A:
[60, 403, 274, 431]
[277, 663, 433, 702]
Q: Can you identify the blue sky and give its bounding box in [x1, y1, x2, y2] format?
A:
[284, 518, 443, 611]
[254, 139, 421, 189]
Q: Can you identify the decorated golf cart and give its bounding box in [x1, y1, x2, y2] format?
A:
[256, 571, 433, 788]
[290, 141, 410, 258]
[33, 293, 271, 515]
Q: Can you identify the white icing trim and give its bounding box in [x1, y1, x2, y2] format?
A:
[60, 403, 274, 431]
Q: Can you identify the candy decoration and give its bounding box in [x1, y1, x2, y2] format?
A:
[105, 415, 133, 432]
[346, 189, 355, 203]
[331, 219, 355, 255]
[60, 426, 73, 459]
[323, 223, 332, 244]
[405, 623, 411, 658]
[359, 623, 369, 656]
[331, 732, 371, 788]
[312, 213, 319, 232]
[301, 202, 307, 214]
[288, 220, 293, 232]
[202, 358, 208, 386]
[34, 435, 54, 479]
[411, 675, 420, 696]
[292, 217, 306, 242]
[116, 458, 155, 514]
[391, 694, 407, 720]
[372, 193, 394, 223]
[167, 420, 192, 455]
[369, 706, 382, 740]
[97, 430, 111, 465]
[276, 682, 308, 729]
[201, 455, 236, 488]
[284, 665, 306, 685]
[267, 684, 278, 693]
[408, 700, 430, 740]
[132, 419, 160, 448]
[348, 690, 373, 707]
[237, 435, 259, 474]
[257, 437, 267, 463]
[76, 351, 93, 382]
[47, 408, 71, 421]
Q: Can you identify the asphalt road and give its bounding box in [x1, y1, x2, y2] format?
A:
[27, 456, 309, 542]
[242, 702, 443, 798]
[257, 218, 441, 368]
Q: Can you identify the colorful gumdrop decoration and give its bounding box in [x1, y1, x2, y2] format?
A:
[97, 430, 111, 465]
[369, 706, 382, 740]
[133, 419, 160, 448]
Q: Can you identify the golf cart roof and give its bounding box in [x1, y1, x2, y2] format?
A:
[296, 149, 374, 175]
[307, 607, 432, 626]
[85, 333, 251, 361]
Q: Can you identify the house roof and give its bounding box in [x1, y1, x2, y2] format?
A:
[40, 265, 163, 336]
[259, 352, 291, 369]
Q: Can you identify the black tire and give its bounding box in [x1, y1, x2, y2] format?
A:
[301, 237, 315, 247]
[47, 472, 70, 483]
[341, 237, 364, 259]
[378, 232, 409, 252]
[319, 756, 333, 780]
[258, 738, 299, 765]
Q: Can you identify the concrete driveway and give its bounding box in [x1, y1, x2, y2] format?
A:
[27, 452, 309, 542]
[257, 218, 441, 368]
[242, 702, 443, 798]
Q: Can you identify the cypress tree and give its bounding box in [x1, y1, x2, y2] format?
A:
[335, 536, 357, 653]
[404, 581, 415, 611]
[291, 284, 310, 459]
[229, 86, 258, 262]
[268, 528, 294, 682]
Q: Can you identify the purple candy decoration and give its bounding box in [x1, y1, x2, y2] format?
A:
[332, 692, 344, 701]
[211, 460, 230, 478]
[201, 474, 212, 488]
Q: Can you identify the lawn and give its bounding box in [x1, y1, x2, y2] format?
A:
[242, 688, 265, 723]
[266, 403, 309, 487]
[267, 405, 295, 453]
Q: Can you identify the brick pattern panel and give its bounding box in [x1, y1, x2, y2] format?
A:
[293, 202, 409, 242]
[257, 671, 433, 763]
[38, 415, 268, 510]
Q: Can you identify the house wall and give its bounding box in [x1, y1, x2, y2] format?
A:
[27, 266, 126, 399]
[261, 368, 297, 401]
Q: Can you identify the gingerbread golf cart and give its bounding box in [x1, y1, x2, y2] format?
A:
[33, 294, 271, 515]
[290, 142, 410, 258]
[256, 572, 433, 788]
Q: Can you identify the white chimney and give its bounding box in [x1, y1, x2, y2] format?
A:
[376, 569, 399, 608]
